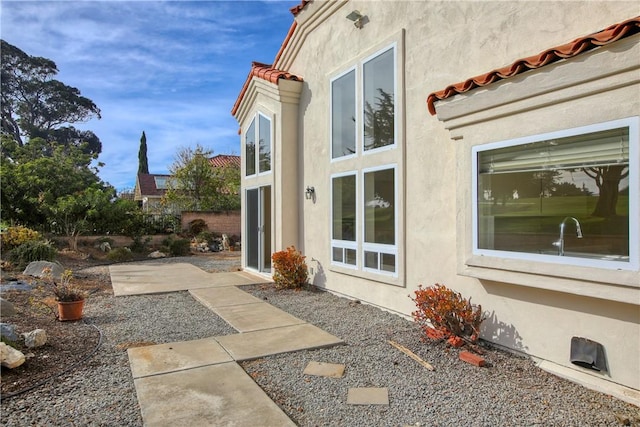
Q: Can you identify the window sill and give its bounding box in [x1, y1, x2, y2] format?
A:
[329, 264, 405, 288]
[461, 254, 640, 304]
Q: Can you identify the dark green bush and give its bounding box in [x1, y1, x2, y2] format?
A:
[8, 240, 57, 268]
[168, 238, 191, 256]
[130, 235, 152, 253]
[106, 247, 133, 262]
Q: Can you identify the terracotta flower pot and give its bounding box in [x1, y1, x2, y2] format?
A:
[57, 299, 85, 321]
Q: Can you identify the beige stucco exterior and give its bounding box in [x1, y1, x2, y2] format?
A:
[234, 1, 640, 396]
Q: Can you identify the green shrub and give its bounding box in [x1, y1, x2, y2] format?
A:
[196, 231, 216, 244]
[107, 247, 133, 262]
[410, 283, 485, 343]
[168, 238, 191, 256]
[8, 240, 57, 268]
[271, 246, 308, 289]
[130, 235, 151, 253]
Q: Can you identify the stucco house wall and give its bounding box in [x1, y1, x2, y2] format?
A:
[233, 0, 640, 396]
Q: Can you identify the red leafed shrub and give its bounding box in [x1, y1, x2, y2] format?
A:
[271, 246, 308, 289]
[410, 283, 484, 343]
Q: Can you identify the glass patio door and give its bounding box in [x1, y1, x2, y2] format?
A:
[246, 186, 271, 273]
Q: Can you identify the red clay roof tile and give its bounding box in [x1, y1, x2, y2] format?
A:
[209, 154, 240, 168]
[231, 61, 303, 116]
[290, 0, 311, 16]
[426, 16, 640, 115]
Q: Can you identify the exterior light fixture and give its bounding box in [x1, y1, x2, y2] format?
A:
[305, 186, 315, 200]
[346, 10, 364, 29]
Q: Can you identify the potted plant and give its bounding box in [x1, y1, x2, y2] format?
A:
[41, 267, 87, 321]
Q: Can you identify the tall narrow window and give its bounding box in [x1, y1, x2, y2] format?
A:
[475, 121, 635, 268]
[331, 70, 356, 159]
[363, 48, 395, 151]
[363, 167, 396, 273]
[332, 174, 357, 266]
[245, 118, 256, 176]
[259, 114, 271, 173]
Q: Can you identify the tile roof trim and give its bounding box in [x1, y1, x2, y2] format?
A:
[290, 0, 311, 16]
[231, 61, 303, 117]
[209, 154, 241, 168]
[427, 16, 640, 116]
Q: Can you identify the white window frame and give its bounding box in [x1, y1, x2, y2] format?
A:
[471, 117, 638, 271]
[361, 165, 398, 276]
[330, 67, 357, 162]
[331, 171, 358, 269]
[362, 44, 397, 156]
[245, 112, 273, 178]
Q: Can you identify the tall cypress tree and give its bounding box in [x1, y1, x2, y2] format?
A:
[137, 131, 149, 175]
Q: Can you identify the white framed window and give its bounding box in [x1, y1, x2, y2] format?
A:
[331, 172, 357, 268]
[362, 166, 397, 274]
[331, 68, 356, 160]
[472, 117, 638, 271]
[328, 37, 403, 283]
[363, 46, 396, 153]
[245, 112, 272, 177]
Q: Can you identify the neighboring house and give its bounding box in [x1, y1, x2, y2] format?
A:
[209, 154, 241, 169]
[134, 173, 173, 214]
[232, 1, 639, 400]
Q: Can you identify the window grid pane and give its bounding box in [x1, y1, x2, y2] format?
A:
[245, 119, 256, 176]
[259, 115, 271, 173]
[364, 168, 395, 245]
[332, 175, 356, 241]
[332, 70, 356, 158]
[363, 48, 394, 151]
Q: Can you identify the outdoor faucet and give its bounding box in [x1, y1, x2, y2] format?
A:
[552, 217, 583, 256]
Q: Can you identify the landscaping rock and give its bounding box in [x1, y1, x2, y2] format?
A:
[1, 298, 16, 316]
[0, 342, 25, 369]
[23, 261, 64, 280]
[0, 323, 19, 342]
[99, 242, 112, 252]
[23, 329, 47, 348]
[148, 251, 167, 259]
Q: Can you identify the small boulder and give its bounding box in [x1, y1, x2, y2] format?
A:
[23, 329, 47, 348]
[0, 323, 19, 342]
[1, 298, 16, 316]
[23, 261, 64, 280]
[0, 342, 25, 369]
[99, 242, 112, 252]
[148, 251, 167, 259]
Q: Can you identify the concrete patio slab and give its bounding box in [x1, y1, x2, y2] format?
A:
[110, 264, 268, 296]
[214, 323, 344, 361]
[303, 361, 346, 378]
[347, 387, 389, 405]
[128, 338, 232, 379]
[212, 302, 306, 332]
[134, 362, 296, 427]
[189, 286, 263, 309]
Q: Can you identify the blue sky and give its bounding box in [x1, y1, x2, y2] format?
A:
[0, 0, 299, 191]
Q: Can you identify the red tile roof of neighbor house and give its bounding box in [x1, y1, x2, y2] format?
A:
[426, 16, 640, 115]
[209, 154, 240, 168]
[231, 61, 303, 117]
[137, 173, 171, 197]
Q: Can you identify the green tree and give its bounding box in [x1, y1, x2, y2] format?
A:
[1, 40, 102, 154]
[164, 145, 240, 212]
[138, 131, 149, 175]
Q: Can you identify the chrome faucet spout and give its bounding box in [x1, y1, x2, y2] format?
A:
[553, 216, 583, 256]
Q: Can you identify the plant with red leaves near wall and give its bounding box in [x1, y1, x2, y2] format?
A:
[410, 283, 485, 343]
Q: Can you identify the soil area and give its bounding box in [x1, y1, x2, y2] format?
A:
[0, 243, 237, 397]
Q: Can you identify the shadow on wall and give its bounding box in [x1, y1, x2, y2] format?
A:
[481, 310, 528, 353]
[310, 259, 327, 288]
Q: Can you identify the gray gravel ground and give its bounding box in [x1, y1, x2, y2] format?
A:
[2, 256, 638, 426]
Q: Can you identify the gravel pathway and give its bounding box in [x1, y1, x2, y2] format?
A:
[2, 257, 638, 426]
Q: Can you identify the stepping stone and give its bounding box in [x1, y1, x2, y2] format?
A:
[211, 302, 305, 332]
[190, 286, 262, 309]
[347, 387, 389, 405]
[303, 361, 345, 378]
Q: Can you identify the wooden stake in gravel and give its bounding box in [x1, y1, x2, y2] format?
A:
[388, 340, 435, 371]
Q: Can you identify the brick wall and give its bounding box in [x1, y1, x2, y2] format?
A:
[180, 211, 241, 236]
